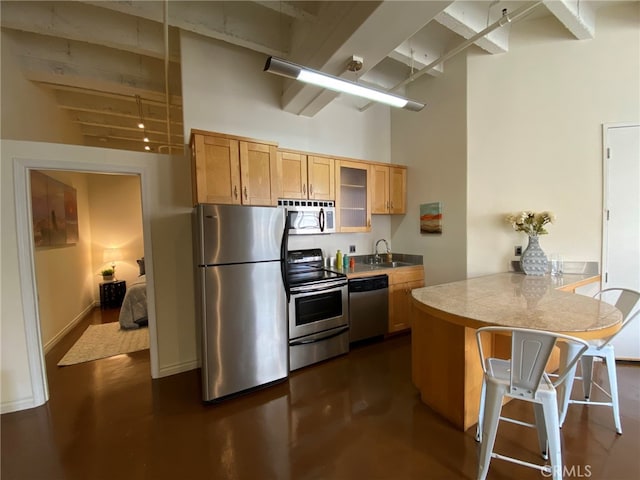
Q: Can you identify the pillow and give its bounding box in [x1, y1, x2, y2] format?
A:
[137, 257, 145, 276]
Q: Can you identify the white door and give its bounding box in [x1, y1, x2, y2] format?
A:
[603, 124, 640, 359]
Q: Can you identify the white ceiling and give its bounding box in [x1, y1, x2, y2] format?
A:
[1, 0, 627, 153]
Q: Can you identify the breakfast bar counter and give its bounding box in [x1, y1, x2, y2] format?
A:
[410, 272, 622, 431]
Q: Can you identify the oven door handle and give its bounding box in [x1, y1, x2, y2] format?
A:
[289, 326, 349, 346]
[291, 280, 347, 294]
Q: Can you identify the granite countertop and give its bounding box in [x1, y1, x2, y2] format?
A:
[411, 272, 621, 336]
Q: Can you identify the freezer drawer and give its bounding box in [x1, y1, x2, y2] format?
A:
[289, 326, 349, 371]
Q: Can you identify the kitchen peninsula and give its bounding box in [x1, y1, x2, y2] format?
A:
[410, 272, 622, 431]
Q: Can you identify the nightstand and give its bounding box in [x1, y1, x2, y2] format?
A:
[99, 280, 126, 309]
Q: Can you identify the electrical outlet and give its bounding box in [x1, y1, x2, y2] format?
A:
[349, 245, 356, 253]
[515, 245, 523, 256]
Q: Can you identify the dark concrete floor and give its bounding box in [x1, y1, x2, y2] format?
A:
[2, 308, 639, 480]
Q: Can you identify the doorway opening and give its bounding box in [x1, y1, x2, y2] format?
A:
[14, 156, 157, 408]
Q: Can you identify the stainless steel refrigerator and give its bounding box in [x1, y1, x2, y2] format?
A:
[193, 204, 288, 402]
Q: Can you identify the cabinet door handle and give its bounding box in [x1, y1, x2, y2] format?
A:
[391, 201, 394, 210]
[234, 186, 238, 199]
[309, 184, 313, 195]
[243, 186, 248, 199]
[303, 184, 306, 195]
[386, 201, 390, 210]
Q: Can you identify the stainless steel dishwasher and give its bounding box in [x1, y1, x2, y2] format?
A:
[348, 274, 389, 343]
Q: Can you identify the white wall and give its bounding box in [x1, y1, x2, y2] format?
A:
[33, 171, 94, 350]
[88, 174, 144, 292]
[390, 53, 469, 285]
[180, 31, 394, 258]
[466, 4, 640, 277]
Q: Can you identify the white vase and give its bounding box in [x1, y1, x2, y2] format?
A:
[520, 235, 548, 276]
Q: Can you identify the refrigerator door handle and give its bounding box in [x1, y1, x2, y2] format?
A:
[281, 210, 291, 302]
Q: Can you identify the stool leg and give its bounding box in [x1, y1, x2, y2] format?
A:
[581, 355, 594, 400]
[542, 394, 563, 480]
[533, 403, 549, 459]
[604, 347, 622, 434]
[557, 342, 580, 427]
[477, 383, 504, 480]
[476, 378, 486, 442]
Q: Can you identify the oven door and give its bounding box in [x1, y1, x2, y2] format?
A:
[289, 281, 348, 339]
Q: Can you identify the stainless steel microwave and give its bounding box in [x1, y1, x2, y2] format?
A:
[278, 199, 336, 235]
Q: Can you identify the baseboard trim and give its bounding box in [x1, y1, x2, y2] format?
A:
[157, 359, 199, 379]
[42, 302, 98, 354]
[0, 395, 40, 415]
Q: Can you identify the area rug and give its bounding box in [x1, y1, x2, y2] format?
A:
[57, 322, 149, 366]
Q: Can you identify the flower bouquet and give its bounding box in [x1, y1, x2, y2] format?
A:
[505, 211, 555, 276]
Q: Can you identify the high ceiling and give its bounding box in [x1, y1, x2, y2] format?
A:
[1, 1, 625, 154]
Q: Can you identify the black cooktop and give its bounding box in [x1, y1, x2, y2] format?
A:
[286, 248, 345, 288]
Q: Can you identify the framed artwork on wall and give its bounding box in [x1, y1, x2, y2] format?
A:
[420, 202, 442, 234]
[30, 170, 78, 247]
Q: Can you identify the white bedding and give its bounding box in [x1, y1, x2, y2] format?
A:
[119, 275, 148, 330]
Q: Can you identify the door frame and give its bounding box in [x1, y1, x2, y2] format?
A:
[13, 156, 158, 408]
[601, 122, 640, 288]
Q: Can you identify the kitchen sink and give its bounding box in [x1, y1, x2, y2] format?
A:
[375, 261, 414, 268]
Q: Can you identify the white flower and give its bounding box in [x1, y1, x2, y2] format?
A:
[505, 211, 555, 236]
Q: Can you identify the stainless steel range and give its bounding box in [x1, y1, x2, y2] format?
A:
[286, 248, 349, 371]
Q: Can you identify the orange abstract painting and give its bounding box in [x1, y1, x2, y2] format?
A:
[420, 202, 442, 234]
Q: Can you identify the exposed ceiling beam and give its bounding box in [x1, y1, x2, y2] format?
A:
[82, 0, 291, 57]
[254, 1, 318, 22]
[0, 1, 181, 62]
[281, 1, 453, 116]
[435, 0, 517, 54]
[5, 30, 181, 100]
[543, 0, 595, 39]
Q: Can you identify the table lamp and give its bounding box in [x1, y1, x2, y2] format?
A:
[103, 248, 122, 280]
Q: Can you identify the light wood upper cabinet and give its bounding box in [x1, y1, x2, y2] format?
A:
[240, 141, 280, 206]
[336, 159, 371, 232]
[280, 151, 335, 200]
[308, 156, 335, 200]
[191, 130, 279, 206]
[191, 133, 242, 205]
[372, 165, 407, 215]
[280, 150, 308, 199]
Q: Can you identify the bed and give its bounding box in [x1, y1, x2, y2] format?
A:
[119, 258, 148, 330]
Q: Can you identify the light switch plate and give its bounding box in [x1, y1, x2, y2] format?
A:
[515, 245, 522, 256]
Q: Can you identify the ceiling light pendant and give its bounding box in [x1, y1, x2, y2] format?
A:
[264, 56, 425, 112]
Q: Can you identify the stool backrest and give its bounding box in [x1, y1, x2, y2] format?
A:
[593, 288, 640, 345]
[476, 326, 589, 399]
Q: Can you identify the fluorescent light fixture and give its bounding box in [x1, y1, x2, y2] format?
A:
[264, 56, 425, 112]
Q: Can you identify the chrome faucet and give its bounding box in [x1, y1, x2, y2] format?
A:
[374, 239, 390, 263]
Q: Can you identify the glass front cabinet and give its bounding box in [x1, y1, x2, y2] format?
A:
[336, 160, 371, 232]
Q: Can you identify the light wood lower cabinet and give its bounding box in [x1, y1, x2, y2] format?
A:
[388, 267, 425, 333]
